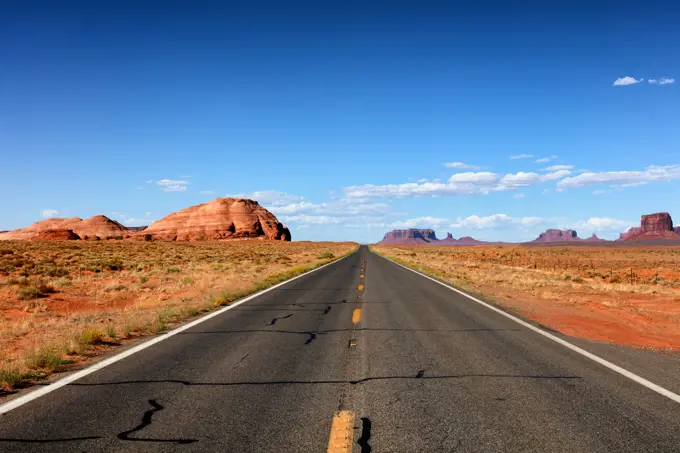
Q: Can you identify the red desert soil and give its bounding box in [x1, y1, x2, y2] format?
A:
[372, 244, 680, 350]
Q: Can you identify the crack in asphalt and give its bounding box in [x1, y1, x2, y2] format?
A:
[267, 314, 293, 326]
[117, 399, 197, 444]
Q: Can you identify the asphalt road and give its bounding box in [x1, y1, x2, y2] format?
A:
[1, 245, 680, 452]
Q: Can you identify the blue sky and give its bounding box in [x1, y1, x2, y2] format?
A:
[1, 0, 679, 242]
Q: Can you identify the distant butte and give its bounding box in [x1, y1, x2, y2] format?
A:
[378, 229, 490, 246]
[618, 212, 680, 242]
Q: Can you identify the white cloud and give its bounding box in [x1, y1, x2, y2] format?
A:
[444, 162, 480, 170]
[520, 216, 544, 226]
[344, 168, 572, 199]
[234, 190, 395, 230]
[535, 157, 551, 163]
[157, 179, 189, 192]
[199, 190, 215, 195]
[509, 154, 533, 160]
[649, 77, 675, 85]
[541, 169, 572, 181]
[145, 180, 153, 184]
[389, 217, 450, 229]
[613, 76, 643, 86]
[41, 209, 59, 218]
[278, 215, 345, 225]
[450, 214, 547, 230]
[619, 181, 648, 188]
[498, 172, 542, 187]
[451, 214, 512, 229]
[447, 172, 498, 184]
[145, 212, 152, 216]
[180, 175, 192, 179]
[513, 193, 525, 199]
[543, 165, 573, 171]
[571, 217, 632, 232]
[557, 165, 680, 191]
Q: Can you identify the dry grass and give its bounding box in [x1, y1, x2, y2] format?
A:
[372, 244, 680, 350]
[0, 240, 357, 392]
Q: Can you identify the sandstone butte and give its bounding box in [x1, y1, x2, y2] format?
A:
[141, 198, 291, 241]
[619, 212, 680, 241]
[378, 229, 490, 246]
[0, 198, 291, 242]
[0, 215, 129, 241]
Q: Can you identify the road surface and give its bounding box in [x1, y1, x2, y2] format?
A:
[1, 245, 679, 452]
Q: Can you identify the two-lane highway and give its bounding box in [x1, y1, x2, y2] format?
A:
[1, 245, 679, 452]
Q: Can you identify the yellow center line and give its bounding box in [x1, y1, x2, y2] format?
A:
[326, 410, 355, 453]
[352, 308, 362, 324]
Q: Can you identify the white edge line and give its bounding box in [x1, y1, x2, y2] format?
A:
[0, 252, 355, 416]
[375, 252, 680, 404]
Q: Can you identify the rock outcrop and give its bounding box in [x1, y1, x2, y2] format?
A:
[0, 216, 128, 241]
[532, 229, 580, 243]
[619, 212, 679, 241]
[380, 229, 439, 244]
[33, 229, 81, 241]
[619, 227, 641, 241]
[142, 198, 291, 241]
[378, 230, 491, 245]
[584, 234, 606, 242]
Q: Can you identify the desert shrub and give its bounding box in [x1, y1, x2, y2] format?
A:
[0, 368, 26, 390]
[100, 258, 124, 271]
[25, 346, 70, 371]
[166, 266, 181, 273]
[18, 286, 44, 300]
[139, 275, 149, 284]
[104, 283, 127, 292]
[144, 234, 153, 242]
[317, 251, 335, 259]
[77, 329, 105, 345]
[40, 266, 69, 278]
[8, 276, 30, 286]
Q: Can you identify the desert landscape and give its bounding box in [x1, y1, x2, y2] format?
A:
[0, 198, 356, 393]
[372, 212, 680, 351]
[372, 243, 680, 350]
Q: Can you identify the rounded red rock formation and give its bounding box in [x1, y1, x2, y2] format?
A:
[32, 229, 81, 241]
[141, 198, 291, 241]
[0, 215, 128, 241]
